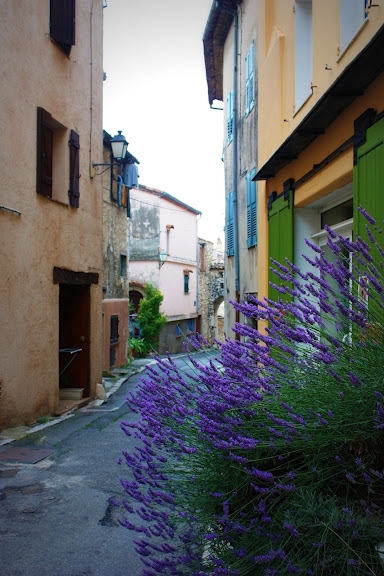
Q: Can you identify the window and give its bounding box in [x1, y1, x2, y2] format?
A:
[246, 168, 257, 247]
[176, 324, 182, 337]
[226, 191, 234, 256]
[110, 315, 119, 344]
[340, 0, 368, 53]
[187, 318, 195, 334]
[36, 107, 80, 206]
[184, 273, 189, 294]
[295, 0, 312, 111]
[199, 243, 206, 272]
[50, 0, 76, 56]
[245, 42, 255, 116]
[119, 254, 127, 278]
[226, 90, 234, 143]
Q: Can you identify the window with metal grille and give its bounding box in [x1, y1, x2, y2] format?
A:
[110, 315, 119, 344]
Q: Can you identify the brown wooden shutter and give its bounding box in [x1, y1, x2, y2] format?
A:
[69, 129, 80, 208]
[36, 107, 53, 198]
[50, 0, 76, 55]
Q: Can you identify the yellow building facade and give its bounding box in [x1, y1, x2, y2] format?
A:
[256, 0, 384, 306]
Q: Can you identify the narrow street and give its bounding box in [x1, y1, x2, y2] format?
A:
[0, 352, 216, 576]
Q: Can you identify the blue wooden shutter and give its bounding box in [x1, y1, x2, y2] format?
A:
[268, 188, 294, 302]
[245, 42, 255, 115]
[227, 90, 234, 143]
[226, 191, 234, 256]
[246, 168, 257, 247]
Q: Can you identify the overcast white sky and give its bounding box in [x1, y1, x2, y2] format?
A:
[102, 0, 225, 244]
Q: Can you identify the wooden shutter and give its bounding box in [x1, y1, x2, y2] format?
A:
[36, 107, 53, 198]
[268, 188, 294, 302]
[226, 191, 234, 256]
[50, 0, 75, 55]
[353, 115, 384, 317]
[227, 90, 233, 142]
[246, 169, 257, 247]
[69, 129, 80, 208]
[245, 43, 255, 115]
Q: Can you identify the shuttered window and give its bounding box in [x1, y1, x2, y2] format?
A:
[50, 0, 76, 55]
[110, 315, 119, 344]
[69, 129, 80, 208]
[227, 90, 234, 144]
[226, 191, 235, 256]
[268, 189, 294, 303]
[184, 274, 189, 294]
[37, 107, 53, 198]
[246, 168, 257, 247]
[245, 42, 255, 116]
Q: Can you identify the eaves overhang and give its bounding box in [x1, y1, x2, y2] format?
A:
[255, 24, 384, 181]
[203, 0, 242, 106]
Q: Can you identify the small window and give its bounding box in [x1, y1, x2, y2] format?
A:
[110, 315, 119, 344]
[245, 42, 255, 116]
[226, 192, 234, 256]
[50, 0, 76, 56]
[199, 244, 206, 272]
[187, 318, 195, 334]
[184, 274, 189, 294]
[226, 90, 234, 144]
[36, 107, 79, 206]
[119, 254, 127, 278]
[246, 168, 257, 248]
[176, 324, 182, 337]
[340, 0, 368, 53]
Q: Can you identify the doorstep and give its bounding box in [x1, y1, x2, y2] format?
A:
[54, 396, 91, 416]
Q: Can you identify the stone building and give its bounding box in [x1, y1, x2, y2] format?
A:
[198, 239, 225, 345]
[101, 131, 139, 370]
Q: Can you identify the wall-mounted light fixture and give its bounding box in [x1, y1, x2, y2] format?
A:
[159, 249, 167, 269]
[90, 131, 128, 177]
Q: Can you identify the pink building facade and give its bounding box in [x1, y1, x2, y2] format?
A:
[128, 185, 201, 354]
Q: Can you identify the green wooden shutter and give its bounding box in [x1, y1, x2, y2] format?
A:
[268, 189, 294, 302]
[246, 168, 257, 247]
[353, 115, 384, 318]
[226, 191, 234, 256]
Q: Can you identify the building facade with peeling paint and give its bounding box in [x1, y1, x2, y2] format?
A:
[128, 185, 201, 354]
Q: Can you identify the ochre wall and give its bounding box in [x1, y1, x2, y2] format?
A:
[0, 1, 104, 428]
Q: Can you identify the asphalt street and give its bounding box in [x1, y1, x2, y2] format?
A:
[0, 351, 218, 576]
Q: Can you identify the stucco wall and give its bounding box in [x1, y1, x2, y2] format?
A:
[0, 1, 104, 428]
[222, 0, 259, 337]
[256, 0, 384, 304]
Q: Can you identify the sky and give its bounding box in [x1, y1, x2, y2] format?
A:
[102, 0, 225, 244]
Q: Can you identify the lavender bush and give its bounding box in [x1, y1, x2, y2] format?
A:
[116, 207, 384, 575]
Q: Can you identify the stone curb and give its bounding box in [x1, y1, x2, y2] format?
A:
[0, 361, 155, 447]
